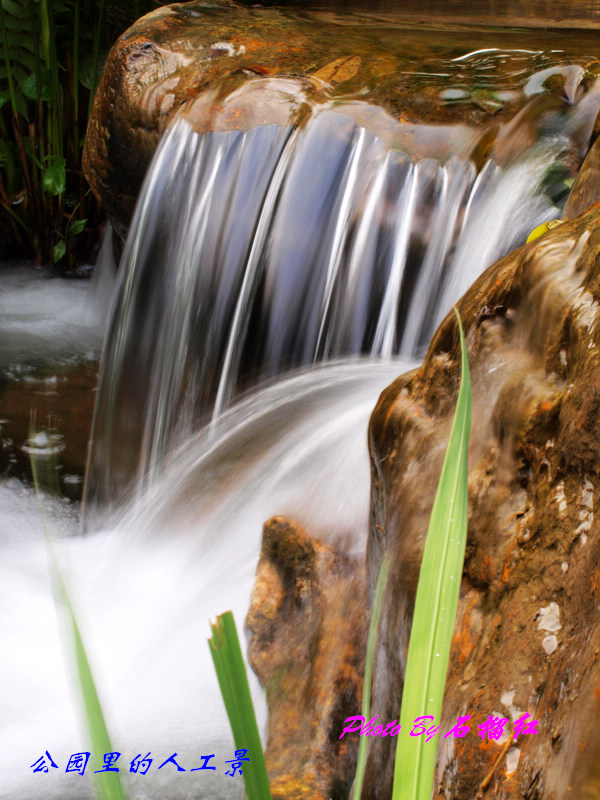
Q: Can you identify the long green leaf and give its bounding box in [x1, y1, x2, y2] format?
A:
[208, 611, 273, 800]
[56, 571, 128, 800]
[29, 425, 128, 800]
[352, 553, 391, 800]
[39, 0, 62, 159]
[392, 309, 471, 800]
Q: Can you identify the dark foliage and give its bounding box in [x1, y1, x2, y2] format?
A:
[0, 0, 172, 268]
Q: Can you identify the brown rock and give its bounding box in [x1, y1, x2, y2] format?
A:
[365, 204, 600, 799]
[84, 1, 584, 236]
[83, 1, 255, 238]
[246, 516, 368, 799]
[563, 134, 600, 219]
[312, 55, 362, 85]
[277, 0, 600, 30]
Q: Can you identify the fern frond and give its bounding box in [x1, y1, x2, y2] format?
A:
[0, 0, 37, 115]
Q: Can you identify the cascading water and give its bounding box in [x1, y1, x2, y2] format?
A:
[3, 37, 600, 800]
[84, 73, 599, 520]
[1, 357, 406, 800]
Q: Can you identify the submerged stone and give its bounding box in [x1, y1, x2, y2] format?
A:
[439, 87, 470, 102]
[83, 0, 600, 237]
[470, 87, 504, 114]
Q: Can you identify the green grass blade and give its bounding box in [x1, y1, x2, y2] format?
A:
[29, 424, 128, 800]
[352, 553, 391, 800]
[208, 611, 273, 800]
[392, 309, 471, 800]
[59, 575, 128, 800]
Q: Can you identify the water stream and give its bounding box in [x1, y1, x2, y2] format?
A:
[85, 77, 599, 519]
[2, 32, 600, 800]
[1, 356, 406, 800]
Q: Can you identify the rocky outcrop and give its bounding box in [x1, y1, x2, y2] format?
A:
[83, 0, 319, 235]
[83, 0, 575, 237]
[564, 133, 600, 219]
[366, 202, 600, 799]
[246, 516, 367, 799]
[243, 206, 600, 800]
[82, 5, 600, 795]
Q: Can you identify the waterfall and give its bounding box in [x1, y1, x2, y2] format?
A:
[84, 87, 590, 522]
[3, 53, 600, 800]
[1, 359, 408, 800]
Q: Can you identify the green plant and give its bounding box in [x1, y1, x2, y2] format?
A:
[208, 313, 471, 800]
[0, 0, 164, 265]
[29, 422, 129, 800]
[352, 553, 391, 800]
[208, 611, 273, 800]
[392, 309, 471, 800]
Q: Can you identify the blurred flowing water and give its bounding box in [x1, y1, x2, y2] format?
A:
[85, 74, 600, 517]
[0, 358, 405, 800]
[2, 42, 600, 800]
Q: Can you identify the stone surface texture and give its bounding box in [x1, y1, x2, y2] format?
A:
[366, 202, 600, 799]
[564, 132, 600, 219]
[246, 517, 367, 799]
[82, 4, 600, 796]
[82, 0, 596, 236]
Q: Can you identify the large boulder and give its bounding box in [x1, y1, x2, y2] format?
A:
[241, 205, 600, 800]
[366, 202, 600, 799]
[83, 0, 572, 237]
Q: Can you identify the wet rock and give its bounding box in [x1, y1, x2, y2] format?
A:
[366, 203, 600, 799]
[564, 133, 600, 219]
[246, 516, 367, 800]
[470, 88, 504, 115]
[278, 0, 600, 30]
[311, 55, 362, 85]
[83, 1, 587, 236]
[524, 64, 587, 104]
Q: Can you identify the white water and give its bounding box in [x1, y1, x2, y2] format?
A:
[0, 266, 106, 373]
[1, 351, 408, 800]
[3, 57, 600, 800]
[84, 77, 600, 519]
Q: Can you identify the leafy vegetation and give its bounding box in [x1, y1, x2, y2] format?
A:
[208, 611, 273, 800]
[392, 310, 471, 800]
[0, 0, 167, 266]
[29, 422, 129, 800]
[209, 312, 471, 800]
